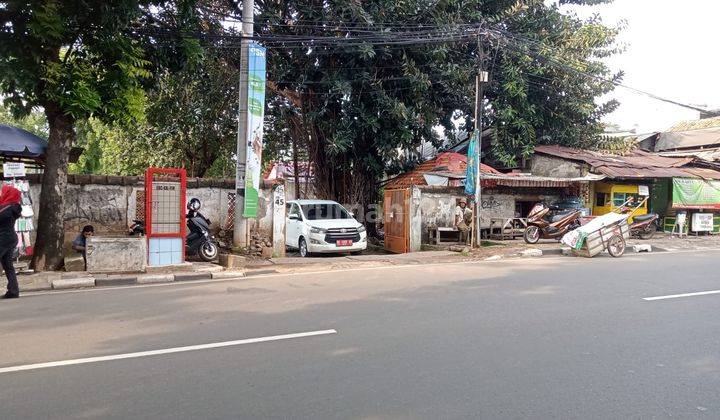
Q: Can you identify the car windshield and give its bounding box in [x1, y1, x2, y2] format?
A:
[301, 204, 351, 220]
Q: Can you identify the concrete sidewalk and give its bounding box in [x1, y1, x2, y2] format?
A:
[17, 262, 245, 293]
[16, 251, 482, 293]
[17, 232, 717, 293]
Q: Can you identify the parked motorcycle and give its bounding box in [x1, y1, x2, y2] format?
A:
[126, 199, 219, 262]
[627, 213, 659, 239]
[619, 197, 658, 240]
[524, 203, 582, 244]
[186, 198, 219, 262]
[128, 219, 145, 236]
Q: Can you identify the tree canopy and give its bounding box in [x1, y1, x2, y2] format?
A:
[253, 0, 621, 216]
[0, 0, 201, 269]
[1, 0, 622, 262]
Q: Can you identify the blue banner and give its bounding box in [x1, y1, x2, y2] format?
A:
[464, 129, 479, 197]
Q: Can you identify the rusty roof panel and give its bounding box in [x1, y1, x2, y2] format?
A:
[385, 152, 500, 189]
[483, 179, 572, 188]
[534, 144, 720, 179]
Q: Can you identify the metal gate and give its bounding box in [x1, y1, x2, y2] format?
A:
[383, 188, 410, 253]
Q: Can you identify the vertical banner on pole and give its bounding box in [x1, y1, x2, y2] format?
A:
[243, 43, 267, 218]
[464, 129, 479, 197]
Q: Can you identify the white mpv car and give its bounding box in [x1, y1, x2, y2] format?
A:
[285, 199, 367, 257]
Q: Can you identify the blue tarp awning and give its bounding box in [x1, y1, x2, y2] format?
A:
[0, 124, 82, 164]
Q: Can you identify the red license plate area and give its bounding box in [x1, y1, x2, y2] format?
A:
[336, 239, 353, 246]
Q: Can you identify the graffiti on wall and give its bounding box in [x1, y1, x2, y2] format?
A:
[481, 196, 501, 210]
[64, 188, 126, 228]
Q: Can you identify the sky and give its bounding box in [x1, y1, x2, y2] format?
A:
[563, 0, 720, 133]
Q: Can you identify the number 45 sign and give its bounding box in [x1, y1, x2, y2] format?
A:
[273, 185, 285, 207]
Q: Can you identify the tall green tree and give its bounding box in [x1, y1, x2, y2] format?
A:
[256, 0, 620, 224]
[0, 1, 200, 269]
[70, 7, 239, 178]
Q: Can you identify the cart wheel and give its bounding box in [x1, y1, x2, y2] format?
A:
[607, 234, 626, 257]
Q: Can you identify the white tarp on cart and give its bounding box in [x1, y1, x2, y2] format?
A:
[561, 212, 627, 250]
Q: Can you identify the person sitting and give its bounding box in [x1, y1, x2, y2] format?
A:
[455, 198, 473, 244]
[72, 225, 94, 270]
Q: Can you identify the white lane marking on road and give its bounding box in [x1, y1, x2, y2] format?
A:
[643, 290, 720, 301]
[0, 329, 337, 374]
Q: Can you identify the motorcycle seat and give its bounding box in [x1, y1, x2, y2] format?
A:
[633, 214, 657, 222]
[550, 212, 572, 223]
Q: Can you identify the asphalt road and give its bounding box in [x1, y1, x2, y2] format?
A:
[1, 251, 720, 419]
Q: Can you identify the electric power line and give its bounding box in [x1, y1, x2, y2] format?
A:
[139, 16, 709, 113]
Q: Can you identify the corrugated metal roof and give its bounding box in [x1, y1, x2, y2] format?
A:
[659, 148, 720, 161]
[480, 173, 605, 188]
[667, 116, 720, 132]
[385, 152, 499, 189]
[654, 126, 720, 151]
[533, 144, 720, 180]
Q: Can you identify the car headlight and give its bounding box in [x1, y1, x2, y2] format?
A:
[358, 225, 366, 233]
[310, 227, 326, 234]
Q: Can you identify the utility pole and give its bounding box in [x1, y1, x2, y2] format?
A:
[473, 35, 488, 248]
[234, 0, 254, 248]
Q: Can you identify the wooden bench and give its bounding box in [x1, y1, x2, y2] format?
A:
[489, 217, 528, 240]
[429, 226, 464, 245]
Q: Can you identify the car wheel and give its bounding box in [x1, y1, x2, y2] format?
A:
[299, 237, 310, 258]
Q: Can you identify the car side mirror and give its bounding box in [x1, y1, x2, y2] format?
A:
[349, 212, 355, 218]
[288, 214, 299, 220]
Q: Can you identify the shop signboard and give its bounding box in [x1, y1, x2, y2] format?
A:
[672, 178, 720, 209]
[3, 162, 26, 178]
[242, 43, 267, 218]
[692, 213, 713, 232]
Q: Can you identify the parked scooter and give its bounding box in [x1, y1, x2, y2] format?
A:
[126, 199, 219, 262]
[128, 219, 145, 236]
[186, 198, 219, 262]
[524, 203, 582, 244]
[628, 213, 659, 239]
[618, 196, 659, 239]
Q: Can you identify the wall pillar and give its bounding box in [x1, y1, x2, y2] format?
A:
[272, 183, 286, 257]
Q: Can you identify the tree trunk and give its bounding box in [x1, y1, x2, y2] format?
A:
[292, 134, 300, 200]
[32, 103, 74, 271]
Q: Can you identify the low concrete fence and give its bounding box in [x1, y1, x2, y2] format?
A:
[25, 174, 277, 250]
[86, 236, 147, 273]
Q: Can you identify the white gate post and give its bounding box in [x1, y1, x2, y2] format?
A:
[272, 183, 286, 257]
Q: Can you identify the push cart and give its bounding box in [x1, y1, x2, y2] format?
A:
[571, 217, 629, 258]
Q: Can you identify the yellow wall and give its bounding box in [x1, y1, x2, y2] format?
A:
[592, 182, 648, 221]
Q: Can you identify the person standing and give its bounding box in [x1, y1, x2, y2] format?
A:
[0, 184, 22, 299]
[455, 197, 473, 244]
